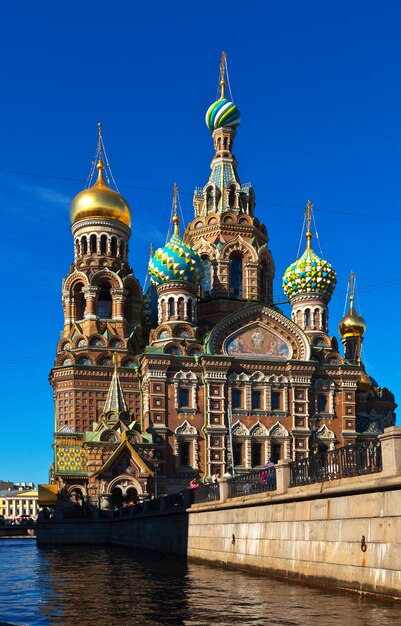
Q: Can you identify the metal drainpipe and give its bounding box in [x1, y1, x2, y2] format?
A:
[195, 355, 208, 479]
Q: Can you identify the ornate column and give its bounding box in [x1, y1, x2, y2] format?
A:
[111, 288, 126, 321]
[82, 286, 98, 320]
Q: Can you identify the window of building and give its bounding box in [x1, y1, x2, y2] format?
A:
[271, 392, 281, 410]
[73, 282, 86, 320]
[317, 394, 327, 413]
[252, 390, 262, 410]
[201, 257, 212, 296]
[305, 308, 311, 327]
[229, 254, 243, 298]
[98, 284, 112, 319]
[233, 442, 243, 466]
[179, 388, 190, 408]
[271, 442, 281, 464]
[232, 389, 242, 409]
[251, 442, 262, 467]
[180, 441, 190, 465]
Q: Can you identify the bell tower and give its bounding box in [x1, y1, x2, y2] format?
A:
[184, 53, 275, 324]
[50, 124, 143, 434]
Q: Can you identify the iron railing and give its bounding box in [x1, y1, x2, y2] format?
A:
[193, 482, 220, 504]
[228, 468, 277, 499]
[290, 441, 382, 487]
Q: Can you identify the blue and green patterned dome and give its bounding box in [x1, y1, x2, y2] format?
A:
[148, 233, 203, 286]
[205, 98, 240, 132]
[282, 248, 337, 299]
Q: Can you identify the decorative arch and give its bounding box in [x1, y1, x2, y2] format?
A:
[206, 304, 311, 361]
[76, 354, 93, 366]
[90, 269, 122, 289]
[72, 335, 87, 349]
[175, 420, 198, 436]
[174, 370, 197, 381]
[317, 424, 335, 442]
[89, 334, 106, 347]
[232, 421, 249, 437]
[250, 421, 268, 437]
[164, 343, 184, 356]
[107, 475, 143, 495]
[64, 271, 89, 292]
[221, 235, 258, 263]
[250, 371, 265, 382]
[269, 422, 289, 438]
[100, 430, 121, 443]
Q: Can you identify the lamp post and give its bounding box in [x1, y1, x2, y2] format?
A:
[309, 416, 319, 455]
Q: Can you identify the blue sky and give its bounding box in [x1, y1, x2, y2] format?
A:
[0, 1, 400, 486]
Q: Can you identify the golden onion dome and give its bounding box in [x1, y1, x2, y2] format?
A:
[70, 160, 131, 227]
[338, 295, 366, 338]
[357, 371, 371, 393]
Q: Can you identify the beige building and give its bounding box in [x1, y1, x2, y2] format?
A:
[0, 488, 39, 521]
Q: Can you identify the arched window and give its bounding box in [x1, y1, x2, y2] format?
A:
[229, 186, 236, 209]
[168, 297, 175, 319]
[177, 297, 185, 319]
[100, 235, 107, 254]
[232, 389, 242, 409]
[187, 299, 193, 322]
[317, 394, 327, 413]
[230, 254, 243, 297]
[313, 308, 320, 328]
[305, 308, 311, 328]
[206, 187, 213, 211]
[81, 236, 88, 255]
[119, 240, 125, 259]
[322, 310, 328, 331]
[98, 284, 112, 319]
[201, 257, 212, 296]
[75, 239, 80, 258]
[110, 237, 117, 256]
[73, 282, 86, 320]
[90, 234, 97, 255]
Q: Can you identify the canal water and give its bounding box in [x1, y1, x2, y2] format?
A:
[0, 539, 399, 625]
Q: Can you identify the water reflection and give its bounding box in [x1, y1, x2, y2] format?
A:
[0, 540, 398, 625]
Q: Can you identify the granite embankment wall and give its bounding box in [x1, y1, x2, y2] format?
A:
[37, 427, 401, 599]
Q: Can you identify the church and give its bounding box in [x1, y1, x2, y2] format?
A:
[49, 55, 396, 508]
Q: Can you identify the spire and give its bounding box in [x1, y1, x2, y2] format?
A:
[172, 182, 180, 235]
[95, 122, 106, 185]
[103, 353, 128, 415]
[348, 270, 356, 315]
[219, 51, 227, 99]
[305, 200, 313, 250]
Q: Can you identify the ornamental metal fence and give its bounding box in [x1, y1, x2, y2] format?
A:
[193, 482, 220, 504]
[290, 440, 382, 487]
[228, 468, 277, 499]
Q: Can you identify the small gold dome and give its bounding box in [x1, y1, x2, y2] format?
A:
[357, 371, 371, 393]
[338, 296, 366, 338]
[70, 161, 131, 227]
